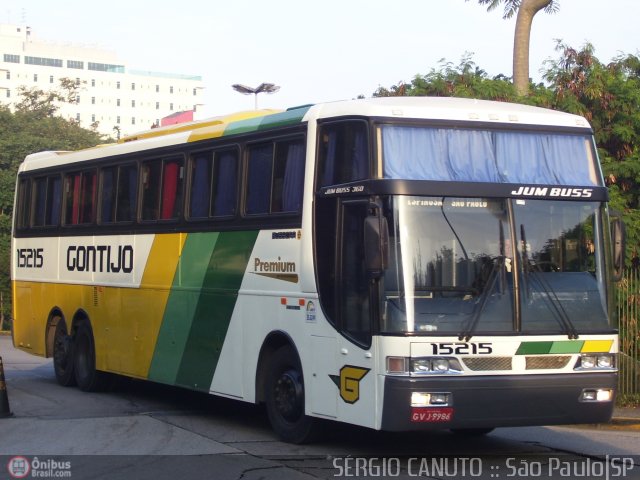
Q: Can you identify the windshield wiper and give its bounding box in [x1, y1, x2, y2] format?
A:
[458, 220, 506, 342]
[521, 224, 579, 340]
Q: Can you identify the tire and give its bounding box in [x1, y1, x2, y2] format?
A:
[73, 321, 110, 392]
[265, 345, 319, 444]
[52, 318, 76, 387]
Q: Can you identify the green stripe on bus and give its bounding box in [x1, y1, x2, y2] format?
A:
[175, 230, 259, 390]
[148, 232, 220, 384]
[549, 341, 585, 354]
[515, 341, 553, 355]
[223, 107, 310, 136]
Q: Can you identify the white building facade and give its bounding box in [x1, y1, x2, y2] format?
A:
[0, 24, 204, 137]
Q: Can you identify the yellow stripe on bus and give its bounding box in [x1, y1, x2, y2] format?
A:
[581, 340, 614, 353]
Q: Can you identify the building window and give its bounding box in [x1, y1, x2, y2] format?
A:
[6, 90, 10, 98]
[91, 97, 96, 105]
[156, 85, 159, 93]
[132, 117, 136, 125]
[91, 79, 95, 87]
[117, 116, 120, 124]
[49, 75, 54, 84]
[76, 113, 80, 121]
[116, 81, 121, 89]
[25, 56, 62, 67]
[131, 100, 135, 108]
[193, 88, 197, 96]
[170, 103, 173, 111]
[156, 102, 159, 110]
[117, 99, 121, 107]
[76, 96, 80, 104]
[3, 54, 19, 63]
[33, 73, 38, 82]
[67, 60, 84, 69]
[91, 114, 96, 123]
[170, 86, 174, 94]
[6, 71, 10, 80]
[131, 83, 135, 91]
[87, 62, 123, 73]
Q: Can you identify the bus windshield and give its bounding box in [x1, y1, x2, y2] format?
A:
[381, 196, 610, 335]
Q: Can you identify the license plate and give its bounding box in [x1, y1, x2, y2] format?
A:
[410, 407, 454, 423]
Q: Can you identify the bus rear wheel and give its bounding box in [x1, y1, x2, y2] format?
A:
[73, 321, 110, 392]
[52, 318, 76, 387]
[265, 345, 319, 444]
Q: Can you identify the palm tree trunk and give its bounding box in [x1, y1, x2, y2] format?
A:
[513, 0, 552, 96]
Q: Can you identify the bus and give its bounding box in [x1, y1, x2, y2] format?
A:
[11, 97, 624, 443]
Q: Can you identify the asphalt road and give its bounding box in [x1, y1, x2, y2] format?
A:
[0, 334, 638, 480]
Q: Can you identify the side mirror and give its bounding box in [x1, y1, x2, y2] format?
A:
[364, 213, 389, 279]
[610, 211, 626, 282]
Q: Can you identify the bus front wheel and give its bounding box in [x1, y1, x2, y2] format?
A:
[265, 345, 319, 444]
[73, 321, 110, 392]
[52, 318, 76, 387]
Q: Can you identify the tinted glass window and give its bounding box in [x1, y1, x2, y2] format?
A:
[318, 121, 369, 188]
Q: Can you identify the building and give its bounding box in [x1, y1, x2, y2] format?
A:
[0, 24, 204, 137]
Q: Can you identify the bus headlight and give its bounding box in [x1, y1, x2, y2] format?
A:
[409, 357, 462, 375]
[575, 353, 615, 371]
[386, 357, 463, 375]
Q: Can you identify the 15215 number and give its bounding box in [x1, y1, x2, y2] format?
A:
[16, 248, 44, 268]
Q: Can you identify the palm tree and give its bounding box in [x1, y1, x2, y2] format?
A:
[469, 0, 559, 96]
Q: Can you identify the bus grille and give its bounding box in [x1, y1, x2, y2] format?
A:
[462, 357, 512, 371]
[525, 356, 571, 370]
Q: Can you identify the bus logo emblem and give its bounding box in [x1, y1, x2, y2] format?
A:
[330, 365, 370, 404]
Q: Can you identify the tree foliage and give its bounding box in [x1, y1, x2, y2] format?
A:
[373, 44, 640, 263]
[0, 81, 108, 329]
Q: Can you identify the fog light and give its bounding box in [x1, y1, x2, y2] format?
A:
[411, 392, 430, 407]
[429, 393, 450, 405]
[581, 388, 613, 402]
[597, 389, 613, 401]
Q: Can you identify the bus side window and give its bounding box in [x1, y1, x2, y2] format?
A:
[273, 139, 305, 213]
[102, 164, 138, 223]
[116, 164, 137, 222]
[32, 177, 47, 227]
[142, 157, 183, 221]
[16, 178, 31, 229]
[190, 151, 213, 218]
[211, 149, 237, 217]
[101, 167, 117, 223]
[318, 121, 369, 188]
[246, 137, 305, 216]
[246, 143, 274, 215]
[63, 170, 96, 226]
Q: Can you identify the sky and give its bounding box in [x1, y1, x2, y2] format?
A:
[3, 0, 639, 117]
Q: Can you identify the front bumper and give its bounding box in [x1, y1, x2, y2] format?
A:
[381, 373, 616, 431]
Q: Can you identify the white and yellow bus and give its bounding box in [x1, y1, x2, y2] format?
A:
[12, 97, 624, 442]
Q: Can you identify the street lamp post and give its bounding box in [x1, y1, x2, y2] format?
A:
[232, 82, 280, 109]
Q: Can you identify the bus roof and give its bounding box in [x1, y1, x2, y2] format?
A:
[19, 97, 591, 173]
